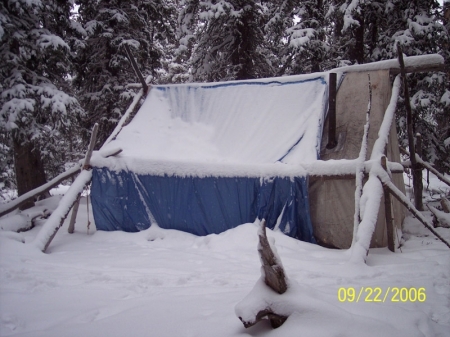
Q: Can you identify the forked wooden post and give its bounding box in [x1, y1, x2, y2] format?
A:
[381, 156, 395, 252]
[68, 124, 98, 234]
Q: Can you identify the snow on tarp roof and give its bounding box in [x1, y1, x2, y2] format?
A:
[92, 73, 328, 177]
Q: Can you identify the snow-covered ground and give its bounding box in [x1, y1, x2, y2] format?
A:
[0, 175, 449, 337]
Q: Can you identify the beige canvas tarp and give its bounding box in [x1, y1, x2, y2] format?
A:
[309, 70, 406, 249]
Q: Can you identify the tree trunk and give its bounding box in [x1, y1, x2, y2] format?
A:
[350, 13, 365, 64]
[13, 135, 47, 210]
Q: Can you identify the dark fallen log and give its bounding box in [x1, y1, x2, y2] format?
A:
[237, 220, 289, 329]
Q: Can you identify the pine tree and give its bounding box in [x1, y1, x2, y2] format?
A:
[265, 0, 331, 75]
[180, 0, 275, 82]
[0, 0, 84, 205]
[74, 0, 177, 146]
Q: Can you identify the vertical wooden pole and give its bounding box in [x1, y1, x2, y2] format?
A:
[381, 156, 395, 252]
[326, 72, 337, 149]
[397, 45, 423, 211]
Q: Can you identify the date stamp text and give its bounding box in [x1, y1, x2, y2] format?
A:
[338, 287, 426, 303]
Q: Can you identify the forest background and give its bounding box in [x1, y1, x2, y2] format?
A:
[0, 0, 449, 201]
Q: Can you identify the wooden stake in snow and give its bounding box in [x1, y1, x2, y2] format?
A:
[33, 124, 99, 252]
[238, 220, 288, 329]
[258, 220, 288, 295]
[68, 124, 98, 234]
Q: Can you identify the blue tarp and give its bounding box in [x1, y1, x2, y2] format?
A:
[91, 168, 315, 243]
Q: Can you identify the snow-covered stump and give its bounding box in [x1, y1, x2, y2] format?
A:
[235, 220, 289, 329]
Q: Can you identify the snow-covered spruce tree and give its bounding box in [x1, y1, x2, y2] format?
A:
[74, 0, 177, 146]
[0, 0, 84, 205]
[265, 0, 332, 75]
[180, 0, 275, 82]
[383, 0, 449, 174]
[332, 0, 449, 174]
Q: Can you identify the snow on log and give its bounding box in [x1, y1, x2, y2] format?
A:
[33, 170, 92, 252]
[0, 164, 81, 218]
[331, 54, 444, 74]
[349, 173, 384, 263]
[236, 220, 289, 329]
[99, 147, 122, 158]
[352, 74, 372, 246]
[349, 76, 401, 262]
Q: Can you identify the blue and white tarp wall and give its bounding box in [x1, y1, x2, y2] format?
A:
[90, 74, 328, 243]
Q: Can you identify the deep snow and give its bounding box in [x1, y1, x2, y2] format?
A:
[0, 173, 449, 337]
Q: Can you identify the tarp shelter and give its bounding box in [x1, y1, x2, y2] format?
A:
[90, 75, 329, 243]
[90, 68, 407, 248]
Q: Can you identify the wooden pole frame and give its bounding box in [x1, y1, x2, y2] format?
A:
[68, 124, 98, 234]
